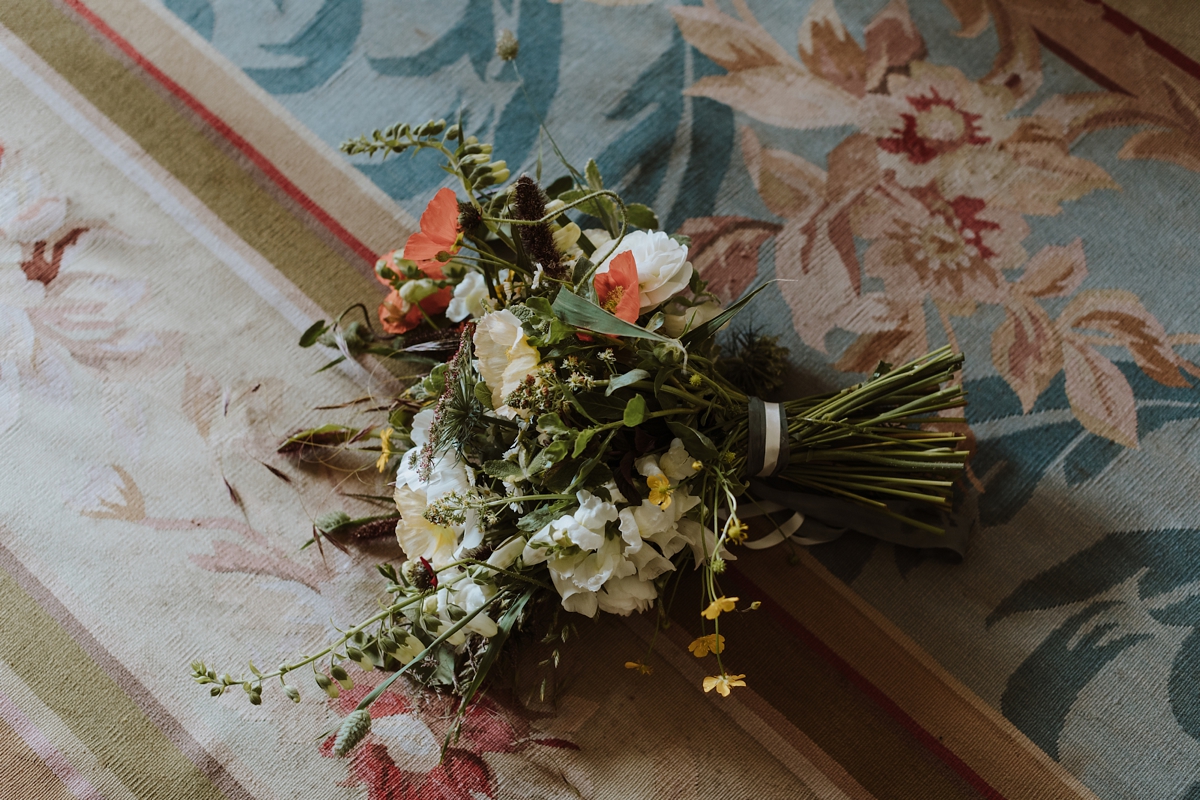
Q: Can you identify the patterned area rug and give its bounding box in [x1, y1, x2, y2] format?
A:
[1, 0, 1198, 798]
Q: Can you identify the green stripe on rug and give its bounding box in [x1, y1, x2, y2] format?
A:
[0, 568, 227, 800]
[0, 0, 382, 321]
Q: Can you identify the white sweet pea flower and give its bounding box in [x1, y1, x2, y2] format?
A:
[544, 535, 634, 618]
[522, 490, 617, 559]
[447, 576, 499, 638]
[618, 494, 699, 561]
[446, 270, 490, 322]
[634, 454, 666, 480]
[659, 438, 700, 482]
[678, 517, 736, 568]
[487, 535, 526, 569]
[597, 574, 658, 616]
[617, 514, 676, 582]
[521, 491, 631, 618]
[473, 309, 541, 418]
[593, 230, 694, 311]
[552, 222, 581, 254]
[574, 489, 620, 531]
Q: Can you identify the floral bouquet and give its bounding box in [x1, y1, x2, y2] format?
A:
[191, 103, 969, 757]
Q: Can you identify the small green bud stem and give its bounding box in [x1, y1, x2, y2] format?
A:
[351, 593, 505, 716]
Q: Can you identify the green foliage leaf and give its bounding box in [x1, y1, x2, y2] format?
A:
[559, 188, 613, 224]
[572, 427, 600, 458]
[518, 500, 572, 532]
[525, 296, 555, 320]
[580, 462, 613, 491]
[572, 256, 595, 285]
[483, 460, 524, 481]
[605, 369, 650, 397]
[681, 282, 773, 345]
[299, 320, 328, 348]
[314, 355, 347, 373]
[574, 391, 627, 421]
[528, 440, 569, 474]
[278, 424, 361, 454]
[625, 203, 659, 230]
[654, 367, 676, 397]
[537, 413, 571, 436]
[623, 395, 647, 427]
[543, 459, 580, 493]
[458, 589, 534, 710]
[430, 644, 456, 686]
[545, 175, 574, 199]
[667, 421, 719, 460]
[474, 381, 494, 410]
[552, 291, 673, 342]
[585, 159, 604, 190]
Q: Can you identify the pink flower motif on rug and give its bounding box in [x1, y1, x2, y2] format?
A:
[876, 86, 991, 165]
[674, 0, 1200, 449]
[320, 670, 580, 800]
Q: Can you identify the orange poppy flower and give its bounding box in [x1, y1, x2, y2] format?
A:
[378, 278, 452, 334]
[403, 187, 462, 270]
[375, 250, 452, 334]
[594, 250, 640, 323]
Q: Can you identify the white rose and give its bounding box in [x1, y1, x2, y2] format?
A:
[446, 270, 490, 322]
[472, 309, 541, 418]
[594, 230, 694, 311]
[662, 300, 723, 338]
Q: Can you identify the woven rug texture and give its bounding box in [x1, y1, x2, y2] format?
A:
[0, 0, 1198, 798]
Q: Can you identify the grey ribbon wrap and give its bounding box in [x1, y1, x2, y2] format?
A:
[740, 396, 970, 559]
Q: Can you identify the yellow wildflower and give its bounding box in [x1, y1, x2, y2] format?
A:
[701, 596, 738, 620]
[691, 460, 703, 472]
[376, 427, 395, 472]
[726, 520, 748, 545]
[625, 660, 653, 675]
[647, 473, 673, 510]
[687, 634, 725, 658]
[702, 673, 746, 697]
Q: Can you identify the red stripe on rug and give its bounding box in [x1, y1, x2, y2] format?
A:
[61, 0, 379, 267]
[727, 566, 1008, 800]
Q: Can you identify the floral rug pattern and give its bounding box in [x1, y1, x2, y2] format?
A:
[167, 1, 1200, 796]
